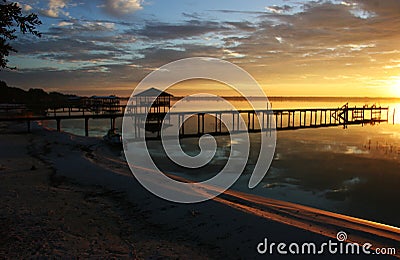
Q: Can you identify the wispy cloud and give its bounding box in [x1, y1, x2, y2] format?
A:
[129, 20, 228, 40]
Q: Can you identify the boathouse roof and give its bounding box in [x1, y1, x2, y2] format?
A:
[134, 88, 173, 97]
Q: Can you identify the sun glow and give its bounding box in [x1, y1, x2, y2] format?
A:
[390, 77, 400, 98]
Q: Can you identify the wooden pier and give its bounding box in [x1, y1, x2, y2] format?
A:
[125, 103, 389, 139]
[1, 103, 386, 138]
[271, 104, 388, 131]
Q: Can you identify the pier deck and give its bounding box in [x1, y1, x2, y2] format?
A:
[0, 104, 389, 138]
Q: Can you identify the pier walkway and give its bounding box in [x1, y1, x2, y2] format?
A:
[0, 103, 389, 138]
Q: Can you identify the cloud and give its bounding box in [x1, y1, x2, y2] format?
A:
[1, 64, 146, 95]
[47, 19, 136, 44]
[265, 5, 293, 14]
[12, 32, 129, 67]
[47, 20, 117, 36]
[17, 2, 33, 12]
[225, 21, 257, 32]
[353, 0, 400, 16]
[130, 20, 228, 40]
[58, 21, 73, 27]
[103, 0, 143, 16]
[216, 0, 400, 87]
[41, 0, 69, 18]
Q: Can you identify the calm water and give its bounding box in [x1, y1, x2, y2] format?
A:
[43, 98, 400, 226]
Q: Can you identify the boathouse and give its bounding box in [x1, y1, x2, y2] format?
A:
[133, 88, 173, 114]
[85, 95, 120, 114]
[132, 88, 173, 134]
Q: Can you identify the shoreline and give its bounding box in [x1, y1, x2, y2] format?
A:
[1, 122, 399, 259]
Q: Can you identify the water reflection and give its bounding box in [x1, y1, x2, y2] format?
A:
[42, 98, 400, 226]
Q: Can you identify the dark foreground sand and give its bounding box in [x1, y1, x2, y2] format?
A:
[0, 122, 398, 259]
[0, 123, 219, 259]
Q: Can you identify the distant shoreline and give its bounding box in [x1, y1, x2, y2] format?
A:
[3, 83, 399, 103]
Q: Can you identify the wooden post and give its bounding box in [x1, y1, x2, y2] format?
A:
[197, 114, 201, 135]
[219, 113, 222, 133]
[362, 108, 365, 126]
[85, 117, 89, 137]
[262, 112, 265, 131]
[247, 112, 250, 130]
[202, 114, 205, 134]
[293, 111, 295, 127]
[157, 115, 161, 138]
[299, 111, 302, 127]
[110, 117, 116, 130]
[320, 110, 322, 125]
[237, 113, 240, 131]
[252, 112, 255, 130]
[232, 113, 235, 131]
[215, 113, 218, 133]
[393, 109, 396, 125]
[56, 119, 61, 132]
[315, 111, 317, 125]
[178, 114, 181, 135]
[181, 115, 185, 135]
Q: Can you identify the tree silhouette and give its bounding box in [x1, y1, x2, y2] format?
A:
[0, 0, 41, 69]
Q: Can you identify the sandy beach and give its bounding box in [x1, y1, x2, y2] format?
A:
[1, 122, 399, 259]
[0, 122, 221, 259]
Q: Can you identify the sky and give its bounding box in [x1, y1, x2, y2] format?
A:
[2, 0, 400, 97]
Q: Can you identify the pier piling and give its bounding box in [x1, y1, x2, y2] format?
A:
[85, 117, 89, 137]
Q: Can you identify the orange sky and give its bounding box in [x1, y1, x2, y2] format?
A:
[2, 0, 400, 97]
